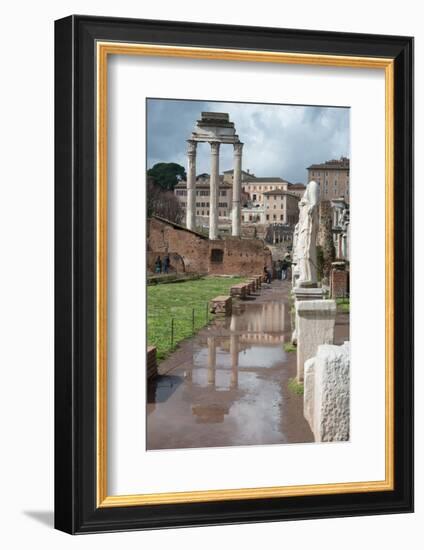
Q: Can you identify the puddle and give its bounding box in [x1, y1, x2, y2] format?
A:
[146, 282, 316, 449]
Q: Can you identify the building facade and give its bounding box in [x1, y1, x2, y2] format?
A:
[262, 189, 299, 225]
[174, 170, 300, 230]
[174, 176, 232, 221]
[307, 156, 350, 202]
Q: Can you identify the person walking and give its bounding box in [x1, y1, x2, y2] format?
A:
[276, 259, 283, 280]
[281, 257, 289, 280]
[163, 254, 170, 274]
[154, 256, 162, 274]
[264, 265, 272, 284]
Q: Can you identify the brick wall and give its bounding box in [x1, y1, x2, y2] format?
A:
[330, 267, 349, 298]
[148, 217, 272, 276]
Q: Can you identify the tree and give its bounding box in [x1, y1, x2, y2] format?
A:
[317, 201, 336, 283]
[147, 178, 184, 224]
[147, 162, 186, 191]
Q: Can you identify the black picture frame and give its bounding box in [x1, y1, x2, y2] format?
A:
[55, 14, 414, 534]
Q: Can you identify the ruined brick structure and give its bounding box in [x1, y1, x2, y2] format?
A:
[330, 262, 349, 298]
[148, 216, 272, 276]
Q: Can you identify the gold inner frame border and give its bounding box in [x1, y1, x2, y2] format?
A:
[96, 42, 394, 508]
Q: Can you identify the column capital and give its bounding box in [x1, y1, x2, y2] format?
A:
[187, 139, 197, 155]
[209, 141, 221, 155]
[234, 141, 244, 155]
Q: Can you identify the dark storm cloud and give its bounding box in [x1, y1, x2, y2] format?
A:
[146, 98, 349, 183]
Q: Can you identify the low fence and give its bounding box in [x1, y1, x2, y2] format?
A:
[148, 302, 211, 359]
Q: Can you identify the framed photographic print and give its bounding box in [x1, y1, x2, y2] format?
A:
[54, 15, 413, 534]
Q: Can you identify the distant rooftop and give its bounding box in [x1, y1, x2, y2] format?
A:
[247, 177, 287, 183]
[263, 190, 300, 198]
[308, 156, 350, 171]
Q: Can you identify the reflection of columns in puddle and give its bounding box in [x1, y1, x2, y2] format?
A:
[229, 314, 239, 389]
[207, 336, 216, 386]
[230, 334, 239, 389]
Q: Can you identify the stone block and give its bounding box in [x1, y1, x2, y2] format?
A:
[147, 346, 158, 380]
[304, 342, 350, 442]
[230, 283, 247, 298]
[209, 295, 232, 316]
[295, 299, 336, 381]
[247, 278, 257, 292]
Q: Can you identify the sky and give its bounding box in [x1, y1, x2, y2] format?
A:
[146, 98, 350, 184]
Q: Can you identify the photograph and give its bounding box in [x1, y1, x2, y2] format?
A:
[146, 99, 351, 450]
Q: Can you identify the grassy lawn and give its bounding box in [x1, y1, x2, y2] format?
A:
[148, 276, 246, 361]
[336, 297, 350, 313]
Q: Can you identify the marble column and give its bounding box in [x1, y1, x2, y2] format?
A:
[209, 141, 220, 240]
[232, 142, 243, 237]
[186, 140, 197, 231]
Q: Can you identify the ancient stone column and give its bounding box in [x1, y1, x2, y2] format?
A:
[209, 141, 220, 240]
[232, 142, 243, 237]
[186, 140, 197, 231]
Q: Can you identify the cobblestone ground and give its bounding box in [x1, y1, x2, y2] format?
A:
[147, 280, 349, 450]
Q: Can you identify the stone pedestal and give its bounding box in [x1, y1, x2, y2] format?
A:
[304, 342, 350, 442]
[295, 299, 336, 381]
[291, 287, 325, 345]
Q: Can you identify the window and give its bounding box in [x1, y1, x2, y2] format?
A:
[210, 249, 224, 263]
[273, 214, 276, 220]
[266, 214, 270, 221]
[280, 214, 284, 221]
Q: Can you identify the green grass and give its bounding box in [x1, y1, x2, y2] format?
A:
[336, 297, 350, 313]
[288, 377, 304, 396]
[283, 342, 297, 353]
[148, 276, 246, 361]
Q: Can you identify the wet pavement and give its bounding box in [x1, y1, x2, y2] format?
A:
[147, 280, 349, 451]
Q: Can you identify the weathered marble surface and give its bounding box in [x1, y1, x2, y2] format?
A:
[304, 342, 350, 442]
[295, 299, 336, 381]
